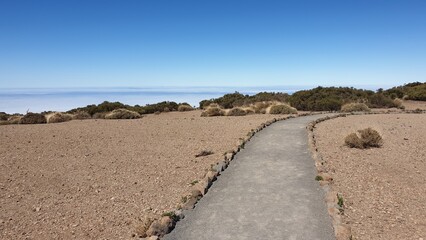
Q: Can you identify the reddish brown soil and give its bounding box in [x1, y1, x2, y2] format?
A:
[314, 114, 426, 240]
[0, 111, 290, 240]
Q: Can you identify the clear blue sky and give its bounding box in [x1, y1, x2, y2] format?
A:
[1, 0, 425, 89]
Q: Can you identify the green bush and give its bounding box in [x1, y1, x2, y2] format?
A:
[341, 103, 370, 112]
[383, 82, 426, 101]
[288, 86, 377, 111]
[367, 94, 398, 108]
[269, 104, 297, 114]
[0, 112, 9, 121]
[199, 92, 290, 109]
[19, 113, 47, 124]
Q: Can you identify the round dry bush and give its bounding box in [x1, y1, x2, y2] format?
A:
[19, 113, 47, 124]
[393, 98, 404, 109]
[345, 128, 383, 149]
[358, 128, 383, 148]
[344, 133, 364, 148]
[47, 112, 73, 123]
[178, 105, 193, 112]
[341, 103, 370, 112]
[105, 109, 141, 119]
[269, 104, 297, 114]
[73, 111, 91, 120]
[226, 107, 247, 116]
[163, 107, 170, 112]
[201, 106, 224, 117]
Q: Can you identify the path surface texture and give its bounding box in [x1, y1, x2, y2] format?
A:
[165, 115, 335, 240]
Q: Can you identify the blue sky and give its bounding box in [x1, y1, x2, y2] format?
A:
[0, 0, 425, 89]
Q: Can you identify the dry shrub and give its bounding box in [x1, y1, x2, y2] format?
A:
[19, 113, 47, 124]
[244, 107, 255, 115]
[344, 133, 364, 148]
[226, 107, 247, 116]
[253, 102, 272, 114]
[93, 112, 107, 119]
[269, 104, 297, 114]
[105, 109, 141, 119]
[393, 98, 404, 109]
[7, 115, 22, 124]
[73, 111, 91, 119]
[341, 103, 370, 112]
[163, 107, 170, 112]
[345, 128, 383, 149]
[178, 105, 193, 112]
[201, 106, 224, 117]
[46, 112, 73, 123]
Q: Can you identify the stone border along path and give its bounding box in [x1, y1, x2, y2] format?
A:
[162, 114, 336, 240]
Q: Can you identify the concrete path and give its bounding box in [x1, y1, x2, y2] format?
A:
[165, 115, 335, 240]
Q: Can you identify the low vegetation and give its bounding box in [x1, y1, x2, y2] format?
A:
[345, 128, 383, 149]
[72, 111, 91, 119]
[225, 107, 247, 116]
[341, 103, 370, 112]
[199, 92, 290, 109]
[105, 109, 142, 119]
[67, 100, 187, 116]
[46, 112, 73, 123]
[269, 104, 297, 114]
[19, 112, 47, 124]
[177, 104, 193, 112]
[288, 87, 398, 111]
[383, 82, 426, 101]
[200, 104, 225, 117]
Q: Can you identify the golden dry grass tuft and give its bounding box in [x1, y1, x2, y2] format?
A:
[341, 103, 370, 112]
[253, 102, 272, 114]
[177, 105, 193, 112]
[46, 112, 74, 123]
[269, 104, 297, 114]
[225, 107, 247, 116]
[200, 105, 224, 117]
[105, 109, 142, 119]
[7, 115, 22, 124]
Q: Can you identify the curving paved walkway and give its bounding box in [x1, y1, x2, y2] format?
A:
[164, 115, 335, 240]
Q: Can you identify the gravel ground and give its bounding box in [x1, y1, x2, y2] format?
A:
[314, 114, 426, 240]
[0, 110, 289, 240]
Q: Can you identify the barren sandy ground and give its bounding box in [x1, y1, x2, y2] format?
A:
[314, 114, 426, 240]
[0, 111, 291, 240]
[403, 100, 426, 110]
